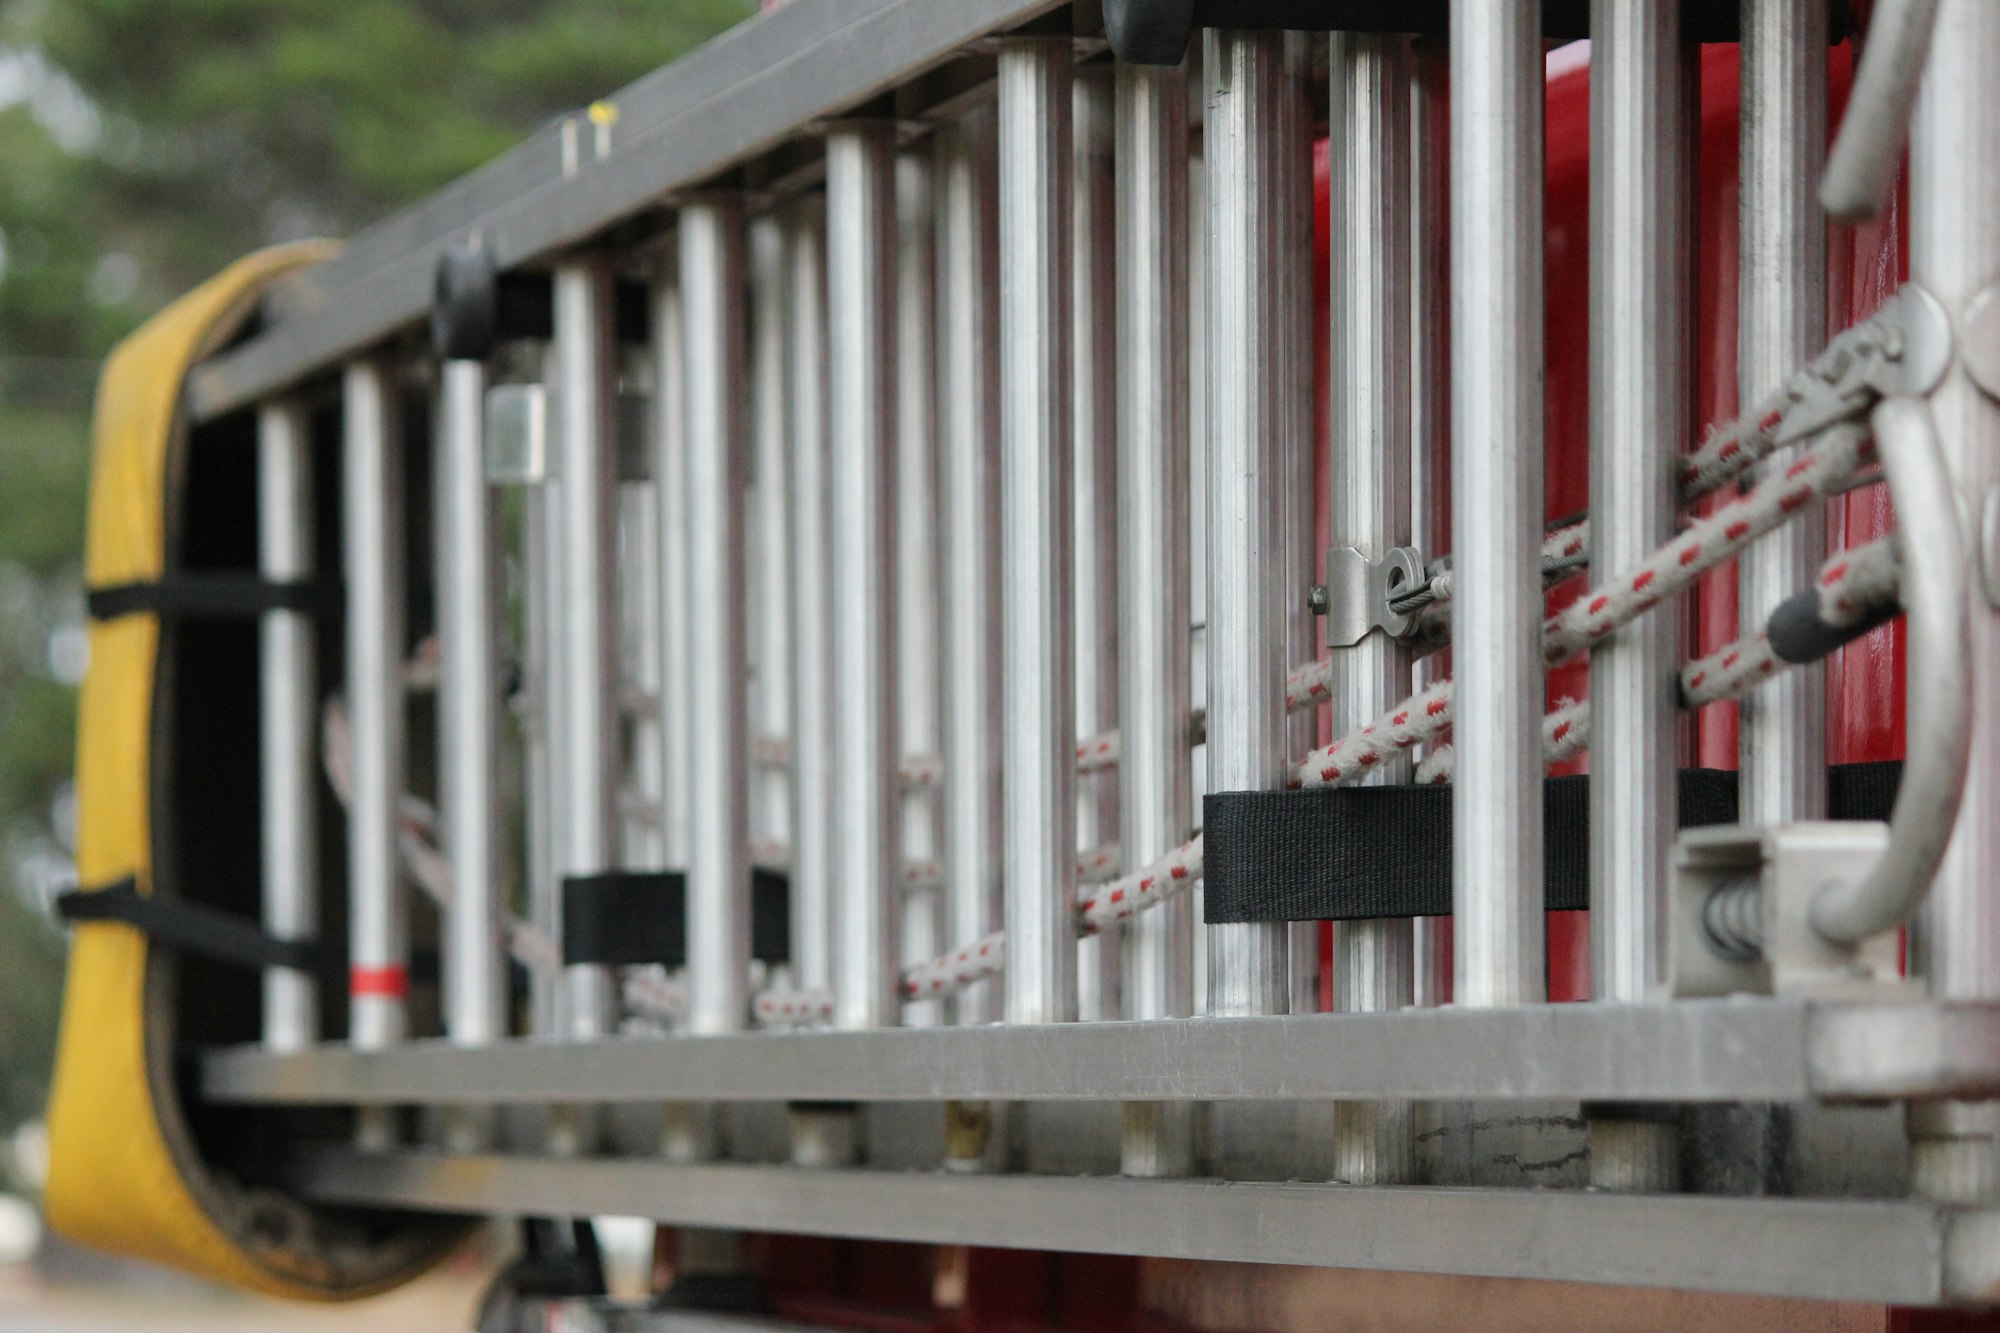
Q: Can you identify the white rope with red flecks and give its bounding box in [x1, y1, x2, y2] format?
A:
[347, 335, 1888, 1031]
[753, 835, 1207, 1027]
[322, 693, 563, 981]
[1417, 533, 1903, 779]
[1290, 419, 1874, 793]
[766, 411, 1877, 1019]
[756, 655, 1339, 787]
[752, 523, 1898, 1026]
[1815, 534, 1902, 627]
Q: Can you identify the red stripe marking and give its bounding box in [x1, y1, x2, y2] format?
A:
[1725, 520, 1750, 540]
[350, 965, 408, 999]
[1632, 570, 1655, 592]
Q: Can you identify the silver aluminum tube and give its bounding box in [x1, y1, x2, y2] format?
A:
[553, 260, 620, 1039]
[1587, 2, 1688, 1193]
[1913, 2, 2000, 1002]
[1115, 58, 1194, 1178]
[749, 215, 793, 877]
[1115, 62, 1193, 1033]
[1202, 30, 1292, 1018]
[826, 122, 903, 1030]
[934, 108, 1005, 1026]
[342, 360, 407, 1051]
[654, 261, 692, 871]
[1739, 0, 1829, 829]
[1408, 41, 1453, 1009]
[998, 38, 1078, 1027]
[1329, 31, 1417, 1184]
[436, 360, 506, 1047]
[895, 151, 944, 1024]
[1449, 0, 1546, 1008]
[259, 399, 318, 1052]
[785, 199, 835, 994]
[680, 199, 752, 1035]
[1281, 31, 1320, 1018]
[1073, 65, 1122, 1024]
[624, 461, 668, 872]
[1187, 135, 1209, 1016]
[1588, 0, 1685, 1005]
[524, 455, 558, 1037]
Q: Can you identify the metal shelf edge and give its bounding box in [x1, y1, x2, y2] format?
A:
[200, 999, 2000, 1107]
[285, 1147, 1981, 1306]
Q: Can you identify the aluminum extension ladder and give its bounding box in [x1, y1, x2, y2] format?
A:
[186, 0, 2000, 1311]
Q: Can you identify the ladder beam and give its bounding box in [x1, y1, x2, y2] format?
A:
[341, 359, 407, 1055]
[435, 359, 507, 1049]
[552, 261, 622, 1040]
[826, 120, 903, 1031]
[933, 108, 1005, 1026]
[998, 36, 1079, 1027]
[681, 197, 753, 1035]
[1448, 0, 1547, 1008]
[257, 398, 319, 1054]
[1201, 29, 1296, 1018]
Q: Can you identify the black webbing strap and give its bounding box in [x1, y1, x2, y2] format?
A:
[562, 869, 792, 967]
[55, 877, 327, 974]
[1203, 760, 1903, 923]
[86, 573, 324, 622]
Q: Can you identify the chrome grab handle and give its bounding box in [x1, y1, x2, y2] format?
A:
[1821, 0, 1942, 221]
[1809, 394, 1972, 943]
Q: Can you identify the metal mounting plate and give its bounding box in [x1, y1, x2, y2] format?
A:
[1321, 544, 1425, 646]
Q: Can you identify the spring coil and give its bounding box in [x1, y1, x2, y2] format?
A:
[1700, 877, 1765, 963]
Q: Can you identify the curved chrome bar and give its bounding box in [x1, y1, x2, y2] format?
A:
[1820, 0, 1941, 222]
[1809, 395, 1971, 944]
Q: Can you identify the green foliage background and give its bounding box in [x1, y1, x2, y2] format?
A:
[0, 0, 750, 1142]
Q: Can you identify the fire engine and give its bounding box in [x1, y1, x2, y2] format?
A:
[41, 0, 2000, 1326]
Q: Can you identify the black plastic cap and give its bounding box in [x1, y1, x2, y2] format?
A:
[1104, 0, 1195, 65]
[1768, 584, 1901, 666]
[432, 241, 499, 361]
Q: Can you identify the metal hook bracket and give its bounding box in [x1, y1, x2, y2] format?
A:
[1317, 545, 1426, 648]
[1774, 284, 1953, 446]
